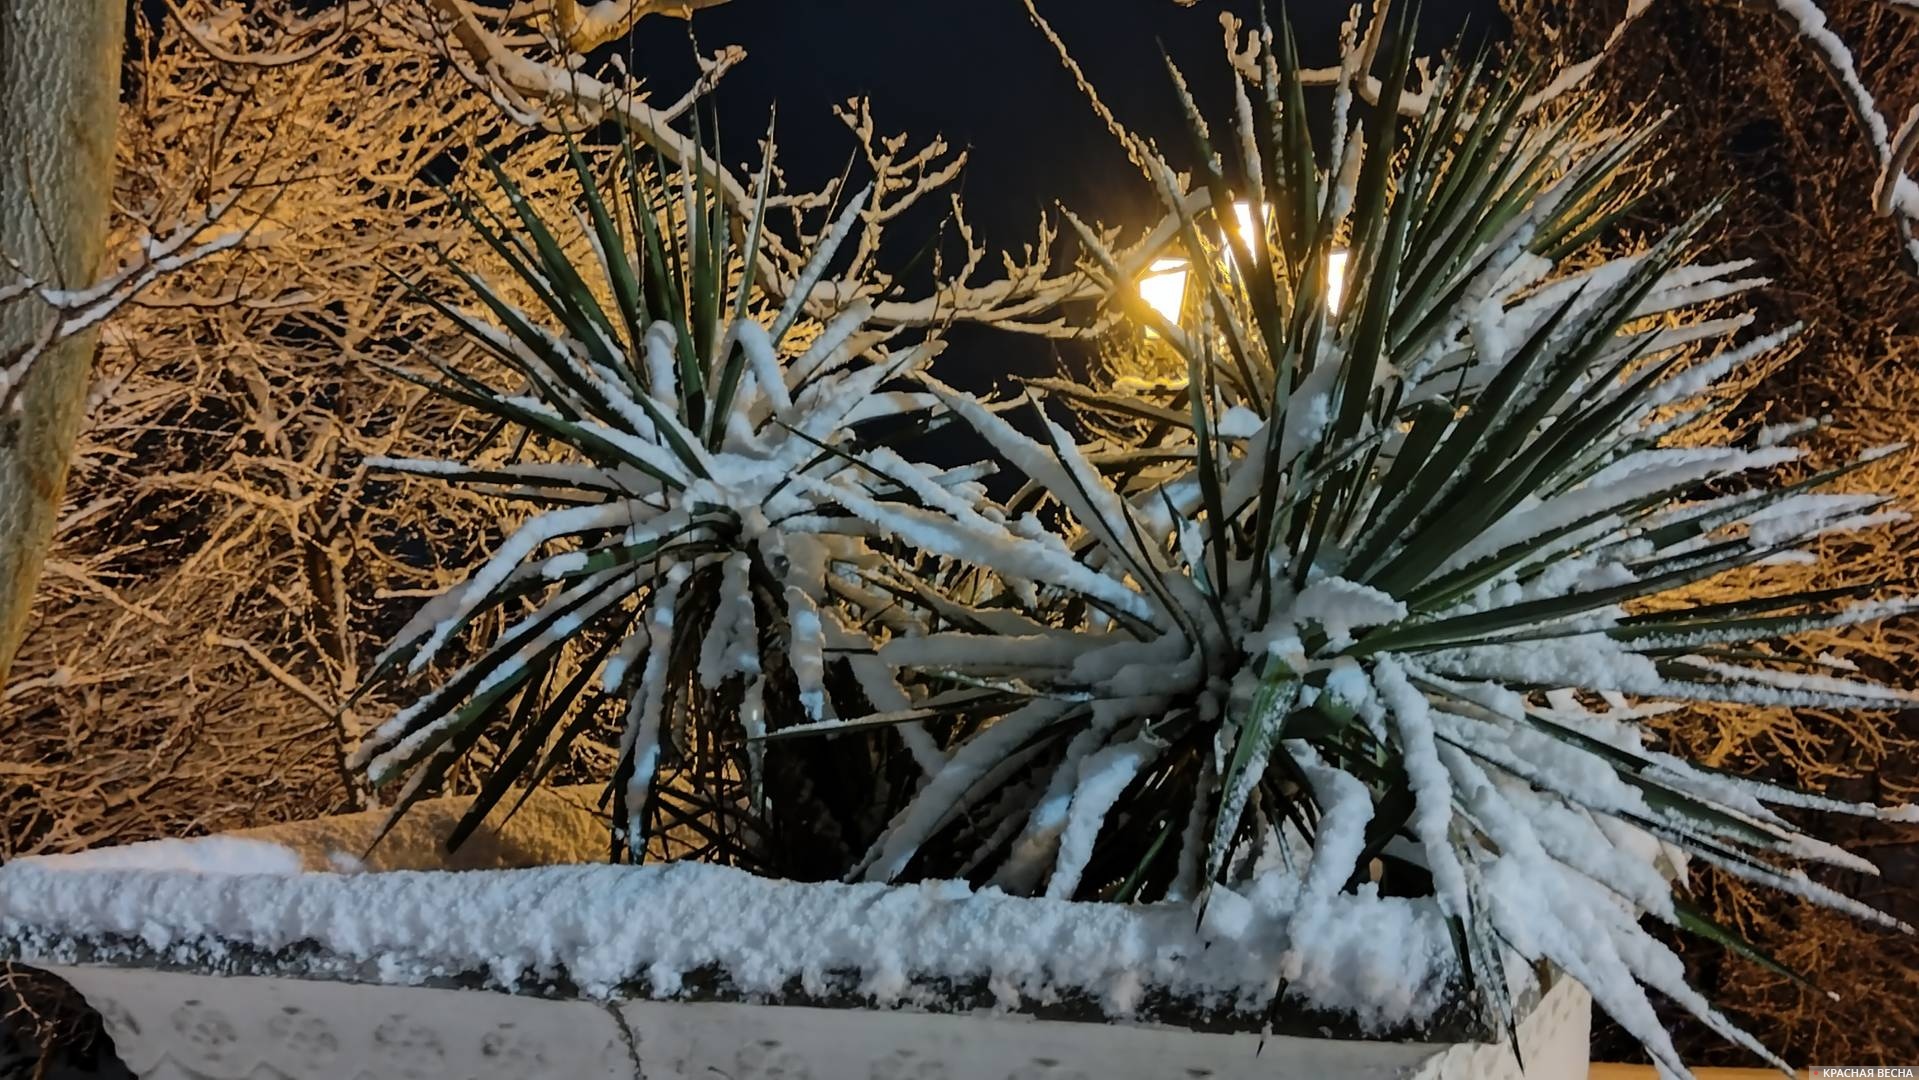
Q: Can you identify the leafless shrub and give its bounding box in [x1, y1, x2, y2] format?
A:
[5, 3, 539, 863]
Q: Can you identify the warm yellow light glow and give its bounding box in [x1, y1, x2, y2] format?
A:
[1326, 248, 1350, 315]
[1137, 257, 1189, 328]
[1115, 373, 1189, 391]
[1222, 202, 1343, 316]
[1231, 200, 1261, 246]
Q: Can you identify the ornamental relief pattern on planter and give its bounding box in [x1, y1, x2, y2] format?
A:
[47, 962, 1589, 1080]
[62, 971, 633, 1080]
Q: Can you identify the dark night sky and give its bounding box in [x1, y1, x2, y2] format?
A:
[629, 1, 1508, 257]
[130, 0, 1508, 397]
[625, 1, 1509, 396]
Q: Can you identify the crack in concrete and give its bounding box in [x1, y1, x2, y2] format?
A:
[601, 1001, 646, 1080]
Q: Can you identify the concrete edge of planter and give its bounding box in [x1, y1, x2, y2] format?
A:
[0, 789, 1589, 1078]
[24, 961, 1594, 1080]
[0, 920, 1510, 1044]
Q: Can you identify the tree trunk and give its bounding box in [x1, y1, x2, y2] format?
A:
[0, 0, 125, 689]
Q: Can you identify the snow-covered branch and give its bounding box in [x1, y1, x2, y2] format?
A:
[1764, 0, 1919, 265]
[0, 197, 279, 411]
[1514, 0, 1919, 267]
[372, 0, 1132, 334]
[1215, 0, 1919, 268]
[550, 0, 730, 52]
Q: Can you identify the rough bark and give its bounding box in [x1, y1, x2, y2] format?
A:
[0, 0, 126, 689]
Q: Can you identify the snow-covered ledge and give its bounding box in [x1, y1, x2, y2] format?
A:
[0, 796, 1590, 1080]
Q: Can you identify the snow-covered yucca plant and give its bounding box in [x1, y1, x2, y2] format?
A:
[806, 14, 1918, 1072]
[350, 134, 953, 875]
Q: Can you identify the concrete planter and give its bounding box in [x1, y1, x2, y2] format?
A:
[2, 794, 1592, 1080]
[40, 962, 1591, 1080]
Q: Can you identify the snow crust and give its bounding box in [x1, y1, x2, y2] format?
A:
[18, 837, 304, 875]
[0, 859, 1460, 1033]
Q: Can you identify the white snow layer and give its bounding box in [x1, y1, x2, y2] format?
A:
[16, 837, 304, 875]
[0, 858, 1458, 1032]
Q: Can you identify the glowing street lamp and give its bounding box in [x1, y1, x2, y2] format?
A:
[1137, 257, 1189, 328]
[1132, 223, 1347, 334]
[1223, 200, 1347, 316]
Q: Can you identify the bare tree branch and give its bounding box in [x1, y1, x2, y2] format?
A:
[551, 0, 730, 52]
